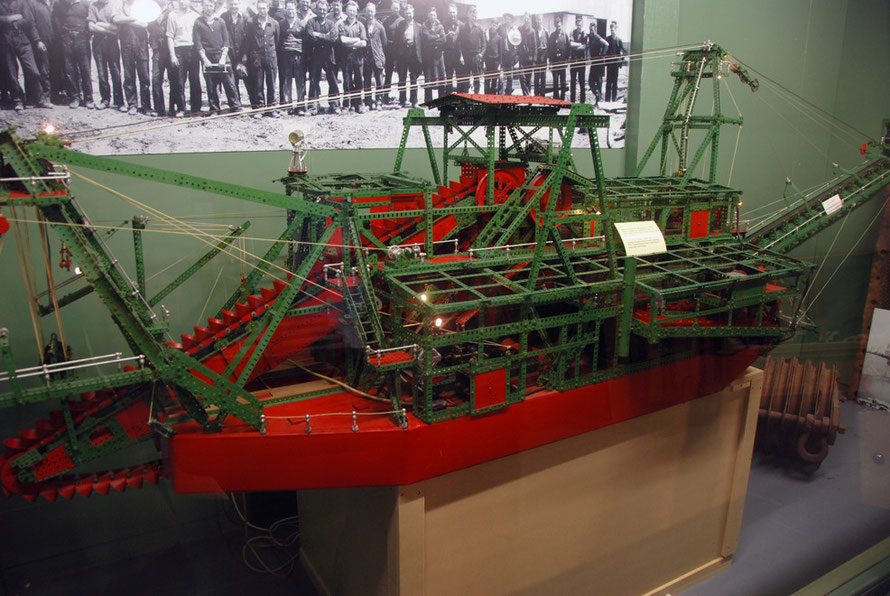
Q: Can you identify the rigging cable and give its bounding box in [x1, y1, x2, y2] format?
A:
[743, 176, 841, 218]
[743, 176, 844, 231]
[68, 169, 346, 309]
[197, 263, 226, 325]
[720, 76, 744, 187]
[798, 208, 851, 313]
[762, 82, 864, 151]
[37, 212, 69, 359]
[9, 205, 45, 360]
[734, 56, 873, 141]
[1, 215, 386, 252]
[795, 194, 890, 325]
[751, 86, 834, 162]
[286, 360, 390, 403]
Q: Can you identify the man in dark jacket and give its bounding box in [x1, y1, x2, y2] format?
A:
[499, 13, 518, 95]
[586, 20, 607, 104]
[327, 0, 344, 89]
[380, 0, 401, 104]
[394, 2, 420, 107]
[267, 0, 286, 99]
[306, 0, 339, 114]
[222, 0, 252, 107]
[27, 0, 52, 104]
[114, 0, 151, 113]
[568, 14, 585, 103]
[361, 1, 386, 109]
[482, 22, 499, 94]
[604, 20, 625, 102]
[148, 0, 172, 115]
[547, 14, 568, 99]
[531, 13, 547, 96]
[278, 0, 310, 114]
[89, 0, 124, 109]
[441, 2, 459, 94]
[337, 0, 366, 112]
[0, 0, 46, 109]
[53, 0, 93, 108]
[194, 0, 239, 112]
[243, 0, 278, 113]
[516, 12, 534, 96]
[420, 6, 443, 103]
[456, 4, 482, 93]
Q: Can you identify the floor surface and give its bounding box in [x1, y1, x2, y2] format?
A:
[2, 402, 887, 595]
[682, 401, 890, 595]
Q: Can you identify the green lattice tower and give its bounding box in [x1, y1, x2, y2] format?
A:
[633, 43, 756, 186]
[394, 97, 610, 214]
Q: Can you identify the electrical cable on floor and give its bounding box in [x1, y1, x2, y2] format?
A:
[229, 492, 301, 577]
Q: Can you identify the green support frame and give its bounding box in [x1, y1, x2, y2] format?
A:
[0, 44, 886, 493]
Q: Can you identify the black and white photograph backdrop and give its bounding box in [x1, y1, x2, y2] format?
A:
[859, 308, 890, 408]
[0, 0, 631, 154]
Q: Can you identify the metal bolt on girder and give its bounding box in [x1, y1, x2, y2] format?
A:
[305, 414, 312, 434]
[352, 411, 358, 432]
[874, 453, 885, 465]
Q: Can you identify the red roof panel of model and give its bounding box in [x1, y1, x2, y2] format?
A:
[422, 93, 573, 108]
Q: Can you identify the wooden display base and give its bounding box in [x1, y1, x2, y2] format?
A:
[298, 367, 763, 595]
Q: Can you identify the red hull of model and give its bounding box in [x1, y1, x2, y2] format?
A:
[169, 348, 762, 493]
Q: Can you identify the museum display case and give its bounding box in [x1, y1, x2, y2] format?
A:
[0, 0, 888, 593]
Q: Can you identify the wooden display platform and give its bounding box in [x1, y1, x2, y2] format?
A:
[298, 367, 763, 595]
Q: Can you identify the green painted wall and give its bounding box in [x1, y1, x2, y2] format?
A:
[0, 1, 888, 584]
[626, 0, 889, 371]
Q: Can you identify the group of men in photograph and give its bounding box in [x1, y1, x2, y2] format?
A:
[0, 0, 628, 117]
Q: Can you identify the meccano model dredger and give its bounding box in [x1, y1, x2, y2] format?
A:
[1, 44, 888, 500]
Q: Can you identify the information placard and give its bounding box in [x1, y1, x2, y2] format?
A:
[822, 194, 843, 215]
[614, 221, 668, 256]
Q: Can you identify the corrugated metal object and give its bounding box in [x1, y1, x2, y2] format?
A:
[757, 356, 846, 464]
